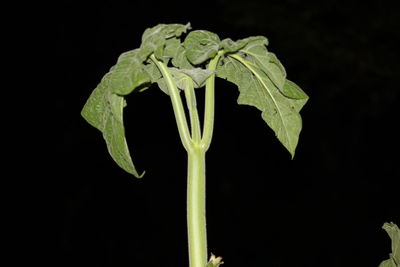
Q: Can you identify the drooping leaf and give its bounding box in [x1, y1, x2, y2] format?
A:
[81, 73, 143, 177]
[379, 222, 400, 267]
[172, 44, 195, 69]
[139, 23, 191, 60]
[282, 80, 309, 99]
[109, 49, 151, 95]
[217, 54, 307, 157]
[239, 38, 286, 90]
[183, 30, 220, 65]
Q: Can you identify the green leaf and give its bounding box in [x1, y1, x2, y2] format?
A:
[163, 37, 181, 60]
[220, 36, 267, 54]
[168, 68, 194, 90]
[166, 68, 212, 89]
[81, 73, 143, 177]
[183, 30, 220, 65]
[179, 68, 214, 88]
[143, 60, 169, 94]
[379, 259, 397, 267]
[171, 44, 195, 69]
[379, 222, 400, 267]
[282, 80, 309, 99]
[140, 23, 191, 60]
[239, 38, 286, 90]
[109, 49, 151, 95]
[217, 54, 307, 157]
[220, 38, 247, 53]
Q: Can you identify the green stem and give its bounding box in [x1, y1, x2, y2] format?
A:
[187, 147, 207, 267]
[149, 55, 192, 151]
[201, 50, 223, 151]
[184, 80, 201, 143]
[150, 53, 221, 267]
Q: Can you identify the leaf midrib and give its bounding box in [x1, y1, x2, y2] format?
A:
[229, 54, 293, 150]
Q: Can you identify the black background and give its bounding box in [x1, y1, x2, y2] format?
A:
[58, 0, 399, 266]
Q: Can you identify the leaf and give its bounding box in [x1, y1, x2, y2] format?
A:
[179, 68, 214, 88]
[171, 44, 195, 69]
[163, 37, 181, 60]
[379, 259, 397, 267]
[143, 60, 169, 94]
[139, 23, 191, 60]
[282, 79, 308, 99]
[183, 30, 220, 65]
[109, 49, 151, 95]
[168, 68, 194, 90]
[217, 54, 307, 157]
[81, 73, 143, 177]
[239, 38, 286, 90]
[220, 38, 247, 53]
[379, 222, 400, 267]
[220, 36, 267, 54]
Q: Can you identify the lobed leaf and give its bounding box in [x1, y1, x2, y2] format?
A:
[239, 38, 286, 90]
[82, 23, 309, 177]
[217, 53, 307, 157]
[81, 73, 143, 177]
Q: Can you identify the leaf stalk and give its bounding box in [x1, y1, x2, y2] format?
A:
[201, 50, 224, 151]
[149, 54, 193, 151]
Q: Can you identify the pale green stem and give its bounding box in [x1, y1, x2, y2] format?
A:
[201, 51, 224, 151]
[184, 80, 201, 143]
[150, 53, 222, 267]
[150, 55, 192, 151]
[187, 147, 207, 267]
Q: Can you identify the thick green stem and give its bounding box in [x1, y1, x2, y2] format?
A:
[187, 147, 207, 267]
[150, 53, 220, 267]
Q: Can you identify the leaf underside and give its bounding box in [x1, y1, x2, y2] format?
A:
[81, 24, 191, 177]
[81, 73, 144, 177]
[217, 37, 308, 157]
[81, 22, 309, 177]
